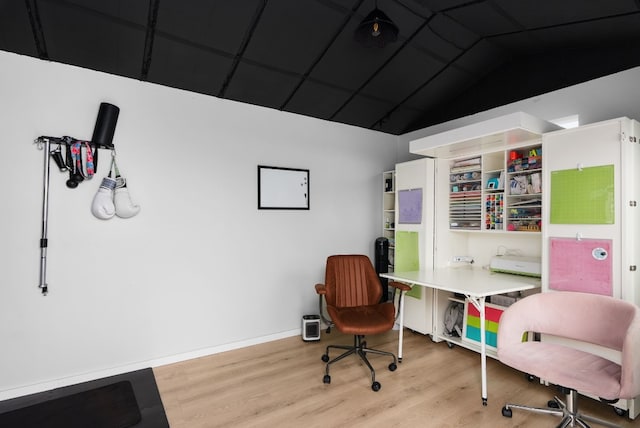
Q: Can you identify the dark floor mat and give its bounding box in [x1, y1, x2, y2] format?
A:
[0, 381, 140, 428]
[0, 368, 168, 428]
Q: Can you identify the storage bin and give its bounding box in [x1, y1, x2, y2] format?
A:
[462, 301, 505, 348]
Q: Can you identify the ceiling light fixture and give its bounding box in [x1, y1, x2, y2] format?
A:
[354, 5, 399, 48]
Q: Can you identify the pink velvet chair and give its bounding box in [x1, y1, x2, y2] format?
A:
[497, 291, 640, 427]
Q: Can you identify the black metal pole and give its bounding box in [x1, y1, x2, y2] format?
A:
[38, 138, 52, 295]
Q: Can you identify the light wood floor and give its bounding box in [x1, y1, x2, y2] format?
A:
[154, 329, 635, 427]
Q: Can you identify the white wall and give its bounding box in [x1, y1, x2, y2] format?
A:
[0, 51, 397, 399]
[397, 66, 640, 161]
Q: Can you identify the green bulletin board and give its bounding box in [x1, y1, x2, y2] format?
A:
[395, 231, 421, 298]
[550, 165, 614, 224]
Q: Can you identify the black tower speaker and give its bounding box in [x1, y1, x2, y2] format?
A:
[91, 102, 120, 149]
[375, 237, 389, 301]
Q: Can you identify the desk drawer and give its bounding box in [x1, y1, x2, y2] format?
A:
[462, 302, 505, 348]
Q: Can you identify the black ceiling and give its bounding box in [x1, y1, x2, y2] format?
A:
[3, 0, 640, 135]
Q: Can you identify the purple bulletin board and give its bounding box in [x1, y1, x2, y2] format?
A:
[398, 188, 423, 224]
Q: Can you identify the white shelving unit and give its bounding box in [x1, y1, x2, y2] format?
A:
[447, 144, 542, 233]
[449, 156, 482, 230]
[382, 170, 395, 270]
[402, 113, 639, 420]
[404, 112, 556, 354]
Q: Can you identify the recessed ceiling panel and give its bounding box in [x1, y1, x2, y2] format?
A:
[63, 0, 148, 25]
[487, 32, 542, 53]
[531, 15, 640, 50]
[224, 62, 300, 110]
[243, 0, 348, 75]
[404, 66, 469, 111]
[493, 0, 638, 29]
[443, 2, 521, 36]
[309, 38, 391, 92]
[332, 93, 395, 129]
[284, 79, 352, 120]
[39, 1, 145, 78]
[411, 24, 464, 67]
[360, 45, 443, 104]
[156, 0, 262, 54]
[454, 39, 505, 75]
[427, 13, 478, 51]
[0, 2, 36, 57]
[148, 36, 232, 96]
[376, 105, 428, 135]
[418, 0, 477, 11]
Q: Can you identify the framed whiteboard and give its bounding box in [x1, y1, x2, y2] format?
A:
[258, 165, 309, 210]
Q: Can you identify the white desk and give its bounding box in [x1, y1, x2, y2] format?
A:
[381, 267, 540, 406]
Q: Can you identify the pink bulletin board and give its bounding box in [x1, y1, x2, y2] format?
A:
[549, 237, 612, 296]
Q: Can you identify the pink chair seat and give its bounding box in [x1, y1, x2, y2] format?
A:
[499, 342, 622, 400]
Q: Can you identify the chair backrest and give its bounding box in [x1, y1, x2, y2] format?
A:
[498, 291, 640, 398]
[499, 291, 637, 351]
[324, 255, 382, 308]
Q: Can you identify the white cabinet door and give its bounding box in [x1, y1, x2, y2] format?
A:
[394, 158, 435, 334]
[542, 118, 640, 419]
[542, 117, 639, 305]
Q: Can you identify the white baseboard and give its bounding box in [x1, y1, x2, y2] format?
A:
[0, 329, 300, 401]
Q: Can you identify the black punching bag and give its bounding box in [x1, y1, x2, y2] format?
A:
[91, 103, 120, 149]
[375, 237, 389, 301]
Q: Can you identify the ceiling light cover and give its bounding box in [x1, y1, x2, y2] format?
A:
[355, 8, 399, 48]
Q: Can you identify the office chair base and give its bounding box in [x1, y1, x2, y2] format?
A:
[502, 388, 622, 428]
[321, 335, 397, 391]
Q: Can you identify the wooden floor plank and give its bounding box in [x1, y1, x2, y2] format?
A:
[154, 329, 635, 427]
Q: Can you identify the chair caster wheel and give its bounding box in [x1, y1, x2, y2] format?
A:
[323, 375, 331, 384]
[526, 374, 535, 382]
[372, 381, 381, 391]
[447, 341, 454, 349]
[501, 406, 512, 418]
[548, 400, 560, 408]
[613, 407, 627, 417]
[321, 354, 329, 362]
[388, 363, 397, 371]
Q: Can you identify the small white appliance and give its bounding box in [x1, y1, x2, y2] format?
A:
[301, 315, 321, 341]
[490, 255, 541, 277]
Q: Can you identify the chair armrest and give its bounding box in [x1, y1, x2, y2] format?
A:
[315, 283, 327, 295]
[389, 281, 411, 292]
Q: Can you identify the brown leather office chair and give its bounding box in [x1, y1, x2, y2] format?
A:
[315, 254, 410, 391]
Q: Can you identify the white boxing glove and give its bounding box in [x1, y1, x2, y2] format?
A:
[91, 177, 116, 220]
[114, 186, 141, 218]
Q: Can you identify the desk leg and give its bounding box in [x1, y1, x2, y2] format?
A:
[398, 290, 406, 362]
[468, 296, 488, 406]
